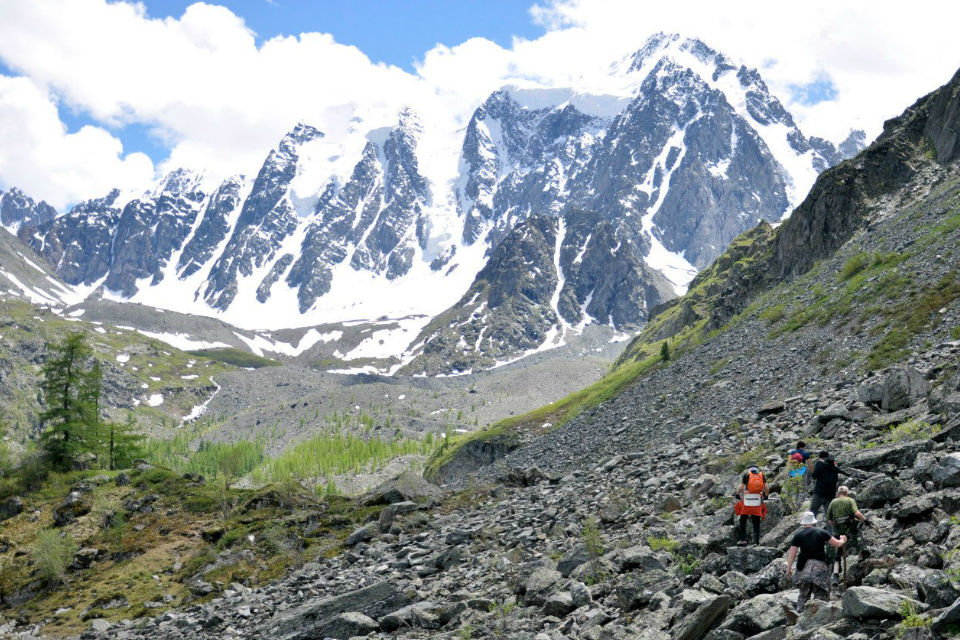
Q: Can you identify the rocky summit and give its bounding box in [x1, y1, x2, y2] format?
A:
[0, 33, 864, 374]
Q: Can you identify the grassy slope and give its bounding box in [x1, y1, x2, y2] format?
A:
[0, 298, 233, 441]
[0, 466, 381, 637]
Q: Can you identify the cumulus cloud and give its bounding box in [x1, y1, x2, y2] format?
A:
[0, 75, 154, 209]
[1, 0, 959, 207]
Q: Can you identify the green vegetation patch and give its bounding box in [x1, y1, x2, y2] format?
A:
[252, 428, 438, 486]
[188, 347, 281, 369]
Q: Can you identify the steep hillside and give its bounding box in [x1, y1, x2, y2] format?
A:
[429, 65, 960, 483]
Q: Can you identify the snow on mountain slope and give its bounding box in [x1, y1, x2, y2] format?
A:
[7, 33, 866, 373]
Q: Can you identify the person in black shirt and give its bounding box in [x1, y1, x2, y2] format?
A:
[809, 451, 849, 518]
[786, 511, 847, 611]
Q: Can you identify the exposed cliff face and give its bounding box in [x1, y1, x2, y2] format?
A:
[4, 33, 865, 373]
[619, 62, 960, 364]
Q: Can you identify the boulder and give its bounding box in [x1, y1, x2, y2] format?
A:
[258, 582, 412, 640]
[818, 402, 849, 423]
[0, 496, 23, 520]
[857, 475, 906, 507]
[913, 452, 939, 484]
[848, 440, 927, 470]
[379, 501, 418, 528]
[917, 571, 960, 608]
[320, 612, 378, 639]
[379, 602, 441, 632]
[881, 367, 930, 412]
[745, 559, 788, 596]
[841, 586, 925, 619]
[557, 545, 591, 577]
[673, 594, 733, 640]
[620, 545, 665, 572]
[523, 567, 562, 606]
[71, 547, 100, 570]
[723, 594, 788, 636]
[857, 378, 885, 406]
[931, 597, 960, 633]
[360, 470, 442, 506]
[726, 546, 781, 574]
[53, 491, 91, 527]
[931, 452, 960, 487]
[345, 522, 378, 546]
[543, 591, 575, 617]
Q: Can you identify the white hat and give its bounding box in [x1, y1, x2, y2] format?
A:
[800, 511, 817, 525]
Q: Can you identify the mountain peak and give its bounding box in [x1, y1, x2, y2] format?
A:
[283, 122, 324, 147]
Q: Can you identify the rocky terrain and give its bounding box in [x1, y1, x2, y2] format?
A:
[8, 350, 952, 640]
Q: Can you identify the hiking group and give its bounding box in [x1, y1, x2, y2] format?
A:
[734, 441, 872, 612]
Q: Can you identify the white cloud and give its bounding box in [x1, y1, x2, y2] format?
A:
[0, 75, 154, 209]
[1, 0, 959, 208]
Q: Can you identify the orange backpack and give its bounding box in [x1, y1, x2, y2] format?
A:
[746, 471, 765, 494]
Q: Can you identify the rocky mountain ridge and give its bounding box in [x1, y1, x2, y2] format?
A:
[0, 33, 864, 374]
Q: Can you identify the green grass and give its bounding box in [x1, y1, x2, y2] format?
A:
[252, 429, 438, 485]
[647, 536, 679, 552]
[188, 347, 281, 368]
[867, 272, 960, 369]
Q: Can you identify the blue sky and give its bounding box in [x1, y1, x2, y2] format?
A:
[12, 1, 544, 168]
[4, 0, 960, 210]
[141, 1, 544, 70]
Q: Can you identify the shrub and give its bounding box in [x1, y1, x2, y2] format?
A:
[32, 529, 77, 586]
[897, 600, 931, 636]
[647, 536, 679, 552]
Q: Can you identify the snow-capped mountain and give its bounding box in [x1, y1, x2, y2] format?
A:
[1, 34, 865, 375]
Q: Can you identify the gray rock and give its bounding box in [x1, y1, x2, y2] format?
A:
[917, 571, 960, 608]
[673, 594, 733, 640]
[53, 491, 91, 527]
[570, 581, 592, 608]
[88, 619, 111, 633]
[841, 586, 925, 619]
[931, 596, 960, 633]
[0, 496, 23, 520]
[931, 452, 960, 487]
[523, 567, 562, 606]
[321, 611, 378, 639]
[726, 546, 780, 574]
[557, 545, 591, 577]
[723, 594, 787, 636]
[259, 582, 412, 640]
[848, 440, 927, 470]
[543, 591, 575, 617]
[881, 367, 930, 412]
[360, 470, 442, 505]
[379, 602, 441, 632]
[379, 501, 418, 528]
[818, 401, 849, 423]
[857, 475, 906, 508]
[345, 522, 378, 546]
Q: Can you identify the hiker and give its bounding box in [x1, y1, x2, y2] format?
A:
[788, 440, 812, 463]
[785, 511, 847, 612]
[826, 485, 868, 584]
[734, 465, 768, 545]
[809, 451, 849, 518]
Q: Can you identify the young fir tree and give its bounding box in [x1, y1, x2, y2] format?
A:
[39, 332, 102, 469]
[103, 414, 143, 471]
[660, 341, 671, 362]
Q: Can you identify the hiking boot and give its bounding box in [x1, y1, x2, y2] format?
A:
[737, 540, 748, 547]
[831, 573, 840, 585]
